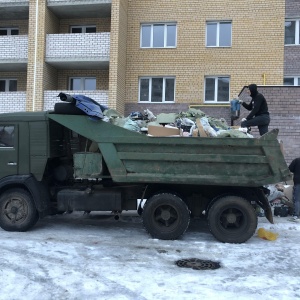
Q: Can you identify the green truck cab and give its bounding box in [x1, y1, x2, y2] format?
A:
[0, 111, 292, 243]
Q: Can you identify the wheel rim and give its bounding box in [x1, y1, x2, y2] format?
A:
[3, 197, 28, 224]
[218, 207, 245, 230]
[153, 204, 179, 229]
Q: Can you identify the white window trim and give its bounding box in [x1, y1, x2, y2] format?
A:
[285, 19, 300, 45]
[140, 23, 177, 48]
[0, 27, 19, 35]
[204, 76, 230, 103]
[69, 77, 96, 90]
[70, 25, 96, 33]
[206, 21, 232, 47]
[139, 76, 176, 103]
[0, 79, 17, 92]
[284, 76, 300, 85]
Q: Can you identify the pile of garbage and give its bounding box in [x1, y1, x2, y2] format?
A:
[55, 93, 252, 138]
[104, 107, 253, 138]
[265, 183, 294, 217]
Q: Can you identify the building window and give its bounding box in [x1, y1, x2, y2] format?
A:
[69, 77, 96, 90]
[70, 26, 96, 33]
[0, 79, 17, 92]
[0, 125, 14, 147]
[140, 23, 177, 48]
[284, 77, 300, 86]
[0, 28, 19, 35]
[139, 77, 175, 102]
[285, 20, 300, 45]
[204, 76, 230, 103]
[206, 21, 232, 47]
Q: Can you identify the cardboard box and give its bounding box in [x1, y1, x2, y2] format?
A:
[148, 125, 180, 137]
[195, 118, 208, 137]
[192, 129, 199, 137]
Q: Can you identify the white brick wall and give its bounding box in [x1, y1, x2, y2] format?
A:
[0, 92, 26, 113]
[46, 33, 110, 60]
[0, 36, 28, 61]
[44, 90, 109, 111]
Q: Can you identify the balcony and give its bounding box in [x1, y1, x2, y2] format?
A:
[44, 90, 109, 111]
[47, 0, 111, 18]
[0, 92, 26, 113]
[0, 0, 29, 20]
[45, 33, 110, 70]
[0, 35, 28, 71]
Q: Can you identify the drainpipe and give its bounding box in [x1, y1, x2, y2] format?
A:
[33, 0, 39, 111]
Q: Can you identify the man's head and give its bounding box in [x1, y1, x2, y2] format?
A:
[247, 84, 258, 97]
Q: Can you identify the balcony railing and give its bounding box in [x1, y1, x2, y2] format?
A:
[0, 92, 26, 113]
[0, 35, 28, 71]
[44, 90, 109, 111]
[0, 90, 109, 113]
[45, 33, 110, 69]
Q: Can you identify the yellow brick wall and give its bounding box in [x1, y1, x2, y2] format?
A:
[125, 0, 285, 104]
[0, 19, 28, 34]
[0, 72, 27, 91]
[109, 0, 128, 114]
[59, 18, 111, 33]
[57, 70, 109, 90]
[26, 0, 47, 111]
[44, 7, 59, 90]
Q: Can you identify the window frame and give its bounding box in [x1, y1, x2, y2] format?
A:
[204, 76, 230, 103]
[0, 27, 19, 35]
[0, 79, 17, 92]
[138, 76, 176, 103]
[70, 25, 97, 33]
[285, 19, 300, 45]
[140, 23, 177, 48]
[284, 76, 300, 86]
[69, 77, 97, 90]
[206, 21, 232, 47]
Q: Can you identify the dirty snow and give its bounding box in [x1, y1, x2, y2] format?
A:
[0, 212, 299, 300]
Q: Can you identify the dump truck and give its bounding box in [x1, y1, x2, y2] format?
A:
[0, 111, 292, 243]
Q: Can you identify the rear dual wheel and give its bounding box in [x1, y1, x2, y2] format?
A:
[142, 193, 190, 240]
[208, 195, 257, 243]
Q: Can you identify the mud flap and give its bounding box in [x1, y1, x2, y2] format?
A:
[255, 187, 274, 224]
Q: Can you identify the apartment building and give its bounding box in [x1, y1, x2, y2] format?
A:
[0, 0, 300, 161]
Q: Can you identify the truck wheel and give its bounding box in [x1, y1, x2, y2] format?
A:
[142, 193, 190, 240]
[208, 195, 257, 243]
[0, 189, 39, 232]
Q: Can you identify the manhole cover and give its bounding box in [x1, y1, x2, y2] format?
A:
[175, 258, 221, 270]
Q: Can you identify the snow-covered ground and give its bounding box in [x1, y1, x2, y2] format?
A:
[0, 212, 299, 300]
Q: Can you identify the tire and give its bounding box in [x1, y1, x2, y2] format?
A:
[142, 193, 190, 240]
[54, 103, 85, 115]
[208, 195, 257, 243]
[0, 189, 39, 232]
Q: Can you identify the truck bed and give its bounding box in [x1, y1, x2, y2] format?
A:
[48, 113, 292, 187]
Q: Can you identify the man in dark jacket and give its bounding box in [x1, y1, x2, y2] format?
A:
[239, 84, 270, 136]
[289, 157, 300, 222]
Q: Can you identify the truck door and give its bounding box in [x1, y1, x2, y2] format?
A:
[0, 124, 18, 178]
